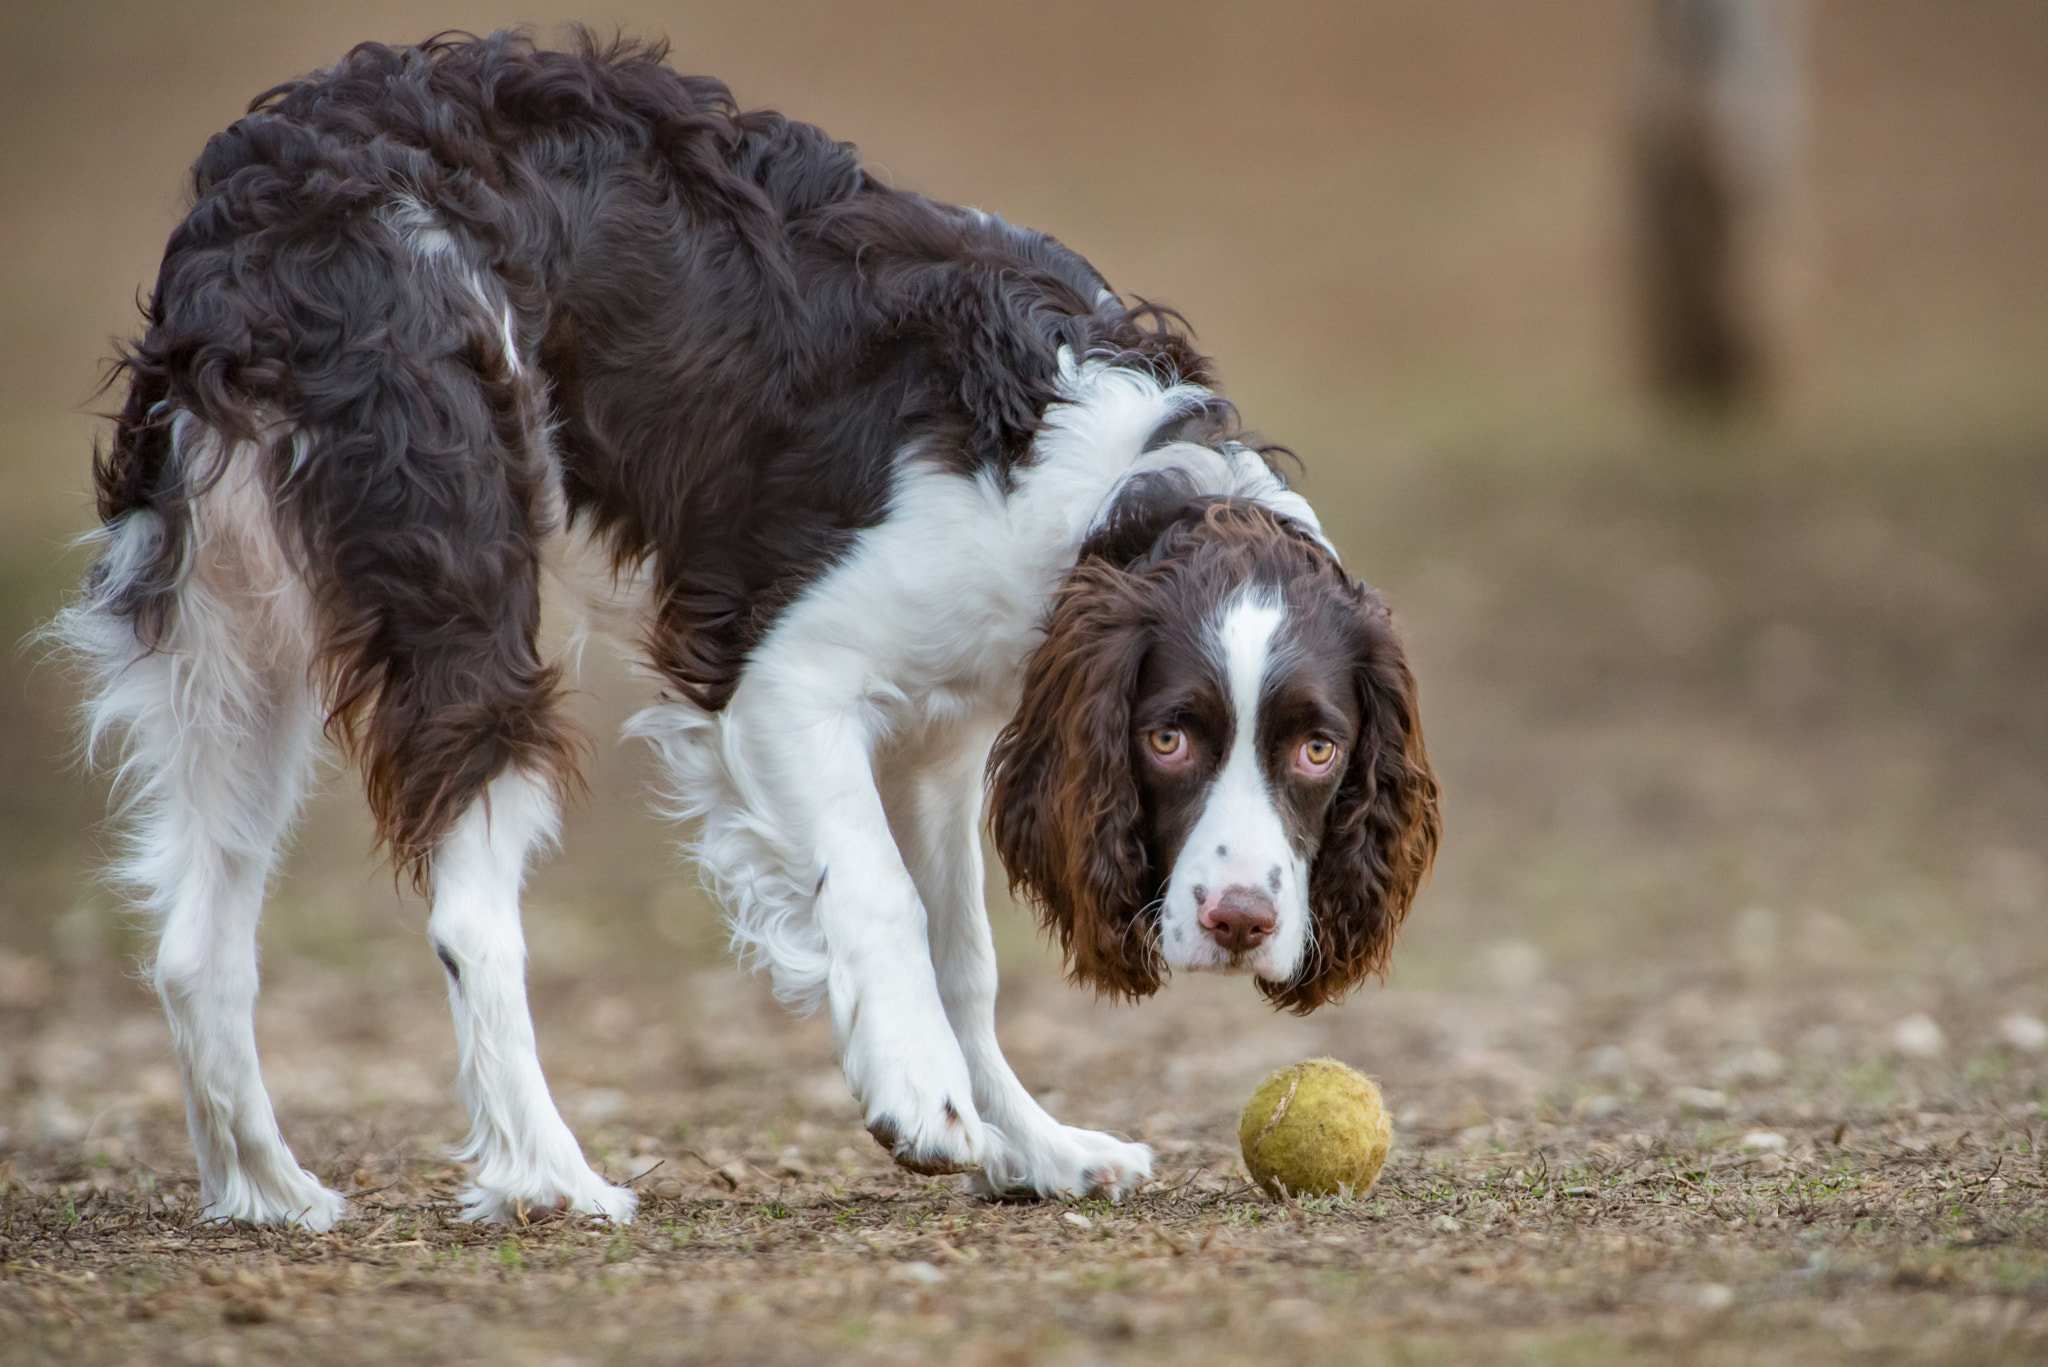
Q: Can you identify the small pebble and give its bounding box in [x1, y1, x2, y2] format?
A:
[890, 1260, 945, 1285]
[1675, 1087, 1729, 1115]
[1893, 1014, 1945, 1059]
[1062, 1212, 1093, 1231]
[2000, 1013, 2048, 1054]
[1739, 1131, 1787, 1153]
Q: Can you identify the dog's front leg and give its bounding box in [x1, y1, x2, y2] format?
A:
[889, 730, 1154, 1201]
[728, 692, 987, 1176]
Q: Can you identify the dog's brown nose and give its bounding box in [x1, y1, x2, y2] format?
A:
[1198, 886, 1277, 954]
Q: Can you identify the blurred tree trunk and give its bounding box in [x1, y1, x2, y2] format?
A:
[1631, 0, 1803, 413]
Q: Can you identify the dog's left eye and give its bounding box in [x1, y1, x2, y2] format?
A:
[1295, 737, 1339, 775]
[1146, 727, 1188, 760]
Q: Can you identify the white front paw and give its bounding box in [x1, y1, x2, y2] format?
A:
[862, 1076, 988, 1175]
[971, 1123, 1154, 1202]
[848, 1039, 987, 1175]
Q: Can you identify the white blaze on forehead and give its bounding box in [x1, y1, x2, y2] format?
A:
[1210, 589, 1285, 760]
[1192, 587, 1291, 894]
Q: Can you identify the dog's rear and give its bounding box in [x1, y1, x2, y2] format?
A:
[58, 404, 344, 1223]
[54, 35, 667, 1226]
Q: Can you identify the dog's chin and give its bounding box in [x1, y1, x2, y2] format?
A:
[1185, 955, 1260, 977]
[1164, 941, 1295, 983]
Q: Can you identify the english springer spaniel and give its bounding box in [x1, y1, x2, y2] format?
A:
[56, 33, 1439, 1228]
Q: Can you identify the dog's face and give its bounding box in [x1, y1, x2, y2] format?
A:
[990, 499, 1440, 1012]
[1132, 581, 1360, 983]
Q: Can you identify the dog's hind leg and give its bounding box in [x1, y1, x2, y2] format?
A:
[296, 317, 632, 1223]
[424, 766, 636, 1223]
[303, 444, 632, 1219]
[313, 454, 634, 1223]
[59, 423, 341, 1228]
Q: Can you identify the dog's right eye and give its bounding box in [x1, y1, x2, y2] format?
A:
[1144, 727, 1188, 762]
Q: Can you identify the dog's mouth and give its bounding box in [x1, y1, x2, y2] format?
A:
[1175, 940, 1276, 978]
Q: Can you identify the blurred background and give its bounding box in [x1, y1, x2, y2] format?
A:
[1, 2, 2044, 1156]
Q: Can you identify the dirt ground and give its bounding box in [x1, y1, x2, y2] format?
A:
[5, 950, 2048, 1367]
[4, 4, 2048, 1365]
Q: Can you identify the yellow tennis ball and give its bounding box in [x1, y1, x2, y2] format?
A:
[1239, 1058, 1392, 1199]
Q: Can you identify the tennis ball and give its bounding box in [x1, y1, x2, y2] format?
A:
[1238, 1058, 1392, 1198]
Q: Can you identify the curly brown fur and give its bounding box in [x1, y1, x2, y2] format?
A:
[988, 558, 1165, 998]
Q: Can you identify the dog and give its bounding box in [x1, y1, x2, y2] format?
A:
[54, 32, 1439, 1228]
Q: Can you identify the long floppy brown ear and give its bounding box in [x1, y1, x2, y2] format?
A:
[1265, 585, 1441, 1013]
[988, 561, 1164, 999]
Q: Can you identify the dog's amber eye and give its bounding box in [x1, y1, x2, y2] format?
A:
[1297, 737, 1339, 773]
[1146, 727, 1187, 759]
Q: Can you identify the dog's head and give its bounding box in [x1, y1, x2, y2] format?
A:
[989, 498, 1438, 1012]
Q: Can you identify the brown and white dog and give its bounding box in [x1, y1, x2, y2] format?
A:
[55, 33, 1439, 1227]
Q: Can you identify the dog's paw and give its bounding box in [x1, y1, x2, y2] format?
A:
[863, 1087, 988, 1175]
[839, 1000, 987, 1175]
[458, 1168, 638, 1225]
[970, 1123, 1153, 1202]
[568, 1176, 641, 1224]
[289, 1183, 351, 1231]
[199, 1169, 348, 1230]
[853, 1050, 987, 1175]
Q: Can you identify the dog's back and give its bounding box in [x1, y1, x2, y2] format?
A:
[86, 31, 1184, 873]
